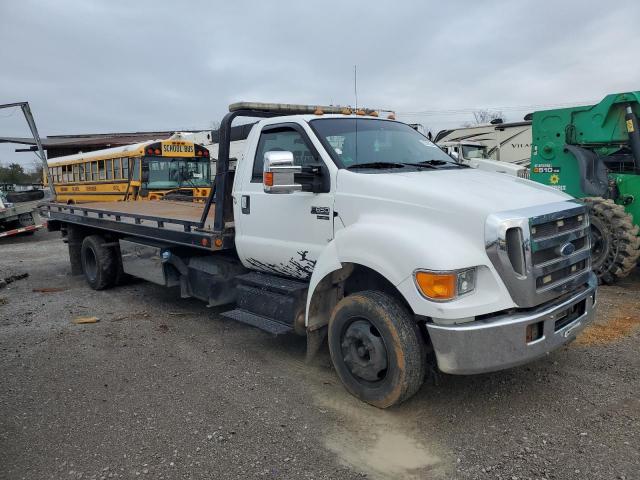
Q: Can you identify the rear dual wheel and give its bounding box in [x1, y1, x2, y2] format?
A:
[328, 291, 426, 408]
[81, 235, 118, 290]
[585, 197, 640, 284]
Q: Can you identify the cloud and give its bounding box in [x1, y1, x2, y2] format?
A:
[1, 0, 639, 167]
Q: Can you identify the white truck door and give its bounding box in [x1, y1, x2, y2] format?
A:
[234, 122, 334, 280]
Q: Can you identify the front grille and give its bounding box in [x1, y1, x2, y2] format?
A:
[531, 212, 585, 239]
[529, 208, 591, 295]
[485, 201, 593, 308]
[535, 259, 588, 288]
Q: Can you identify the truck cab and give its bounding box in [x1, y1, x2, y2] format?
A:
[46, 103, 597, 408]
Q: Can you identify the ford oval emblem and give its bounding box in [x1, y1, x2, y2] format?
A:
[560, 242, 576, 256]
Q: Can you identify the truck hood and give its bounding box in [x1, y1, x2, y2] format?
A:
[336, 168, 570, 220]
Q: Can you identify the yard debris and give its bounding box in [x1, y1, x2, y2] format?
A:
[32, 287, 67, 293]
[0, 298, 7, 305]
[0, 272, 29, 289]
[72, 316, 99, 325]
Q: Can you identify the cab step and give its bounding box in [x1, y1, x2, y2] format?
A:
[233, 272, 309, 328]
[235, 271, 309, 295]
[220, 309, 293, 335]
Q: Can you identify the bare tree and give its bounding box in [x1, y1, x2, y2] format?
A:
[463, 110, 504, 127]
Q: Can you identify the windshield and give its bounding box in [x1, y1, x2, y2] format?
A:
[310, 118, 459, 171]
[143, 157, 211, 189]
[461, 145, 489, 159]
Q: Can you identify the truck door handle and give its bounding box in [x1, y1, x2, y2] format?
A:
[241, 195, 250, 214]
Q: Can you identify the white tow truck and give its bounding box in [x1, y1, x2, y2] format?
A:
[44, 102, 597, 408]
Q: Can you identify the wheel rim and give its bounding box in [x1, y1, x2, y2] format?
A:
[590, 216, 611, 272]
[84, 247, 98, 281]
[340, 318, 388, 382]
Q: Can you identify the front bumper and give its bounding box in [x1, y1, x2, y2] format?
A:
[426, 272, 597, 375]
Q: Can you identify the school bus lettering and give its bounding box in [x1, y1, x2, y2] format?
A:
[162, 142, 194, 157]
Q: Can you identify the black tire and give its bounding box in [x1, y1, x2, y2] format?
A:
[17, 213, 35, 228]
[80, 235, 118, 290]
[584, 197, 640, 285]
[328, 290, 426, 408]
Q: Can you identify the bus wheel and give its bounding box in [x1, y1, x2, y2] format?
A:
[328, 290, 426, 408]
[81, 235, 117, 290]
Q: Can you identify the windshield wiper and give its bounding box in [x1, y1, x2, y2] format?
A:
[347, 162, 405, 170]
[417, 159, 467, 169]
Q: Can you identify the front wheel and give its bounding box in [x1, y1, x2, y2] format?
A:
[328, 291, 426, 408]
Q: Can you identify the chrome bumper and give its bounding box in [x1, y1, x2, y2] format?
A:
[426, 272, 597, 375]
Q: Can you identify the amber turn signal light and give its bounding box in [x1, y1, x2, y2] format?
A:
[415, 271, 456, 300]
[263, 172, 273, 186]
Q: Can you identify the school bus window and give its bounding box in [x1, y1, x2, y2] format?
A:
[113, 158, 121, 179]
[61, 166, 68, 183]
[73, 164, 79, 182]
[106, 159, 113, 180]
[78, 163, 85, 181]
[91, 162, 98, 181]
[132, 158, 140, 181]
[98, 160, 106, 180]
[122, 158, 129, 179]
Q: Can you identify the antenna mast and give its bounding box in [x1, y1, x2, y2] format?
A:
[354, 65, 358, 110]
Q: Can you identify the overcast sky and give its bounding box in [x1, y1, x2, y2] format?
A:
[1, 0, 639, 169]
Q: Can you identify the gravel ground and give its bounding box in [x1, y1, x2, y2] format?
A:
[1, 229, 639, 480]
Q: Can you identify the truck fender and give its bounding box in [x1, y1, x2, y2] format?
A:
[304, 221, 429, 330]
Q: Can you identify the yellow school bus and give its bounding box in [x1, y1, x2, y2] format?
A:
[45, 137, 211, 203]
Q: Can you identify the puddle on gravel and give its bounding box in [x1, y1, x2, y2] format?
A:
[316, 391, 447, 479]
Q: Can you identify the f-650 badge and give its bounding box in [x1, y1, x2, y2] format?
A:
[311, 206, 330, 220]
[311, 206, 330, 215]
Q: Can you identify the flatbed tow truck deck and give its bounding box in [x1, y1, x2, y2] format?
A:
[45, 200, 224, 250]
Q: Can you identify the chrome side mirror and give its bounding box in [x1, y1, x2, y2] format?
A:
[263, 151, 302, 194]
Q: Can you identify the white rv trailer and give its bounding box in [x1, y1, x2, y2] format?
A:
[435, 121, 532, 166]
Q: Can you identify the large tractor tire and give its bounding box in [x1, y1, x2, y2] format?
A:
[584, 197, 640, 285]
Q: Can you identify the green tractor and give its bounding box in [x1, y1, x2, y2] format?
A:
[530, 92, 640, 284]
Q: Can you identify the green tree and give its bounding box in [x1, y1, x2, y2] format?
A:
[0, 163, 31, 184]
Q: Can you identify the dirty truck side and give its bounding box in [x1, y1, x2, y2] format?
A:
[45, 102, 597, 408]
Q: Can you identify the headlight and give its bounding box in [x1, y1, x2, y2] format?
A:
[414, 268, 476, 301]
